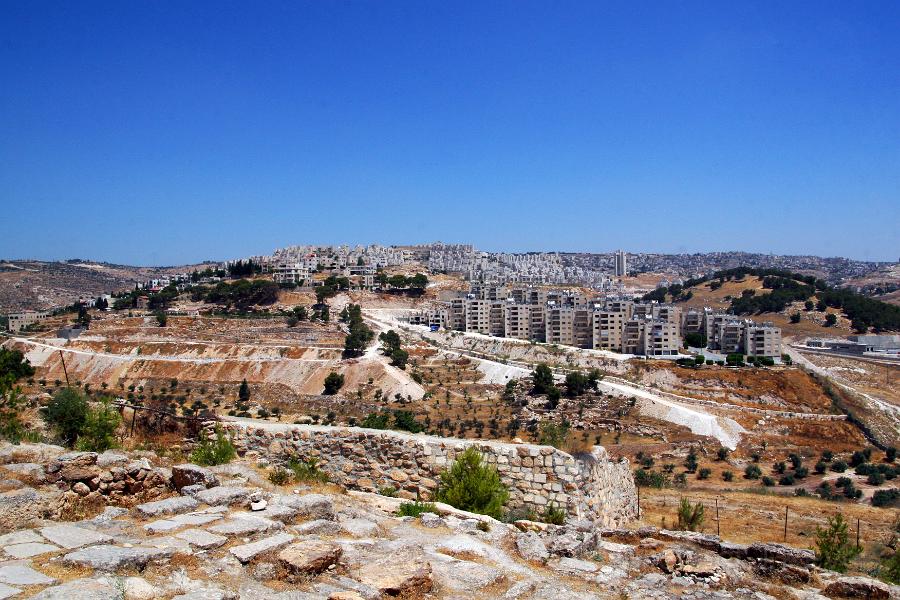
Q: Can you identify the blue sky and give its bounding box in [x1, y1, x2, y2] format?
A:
[1, 1, 898, 265]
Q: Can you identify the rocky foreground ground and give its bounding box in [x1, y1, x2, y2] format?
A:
[0, 443, 897, 599]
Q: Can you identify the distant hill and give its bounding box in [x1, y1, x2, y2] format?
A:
[645, 267, 900, 336]
[0, 259, 211, 313]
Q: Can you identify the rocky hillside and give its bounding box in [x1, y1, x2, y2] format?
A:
[0, 442, 897, 599]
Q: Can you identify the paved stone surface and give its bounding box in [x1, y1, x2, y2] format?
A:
[209, 514, 280, 536]
[144, 511, 223, 533]
[63, 544, 174, 571]
[0, 583, 19, 600]
[135, 495, 200, 518]
[277, 493, 335, 520]
[175, 528, 228, 550]
[230, 532, 294, 563]
[0, 530, 42, 545]
[29, 577, 119, 599]
[39, 524, 112, 549]
[340, 518, 378, 537]
[195, 486, 253, 507]
[0, 563, 56, 585]
[3, 541, 61, 558]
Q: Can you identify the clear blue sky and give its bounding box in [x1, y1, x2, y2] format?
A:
[1, 2, 898, 265]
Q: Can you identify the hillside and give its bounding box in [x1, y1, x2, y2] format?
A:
[0, 259, 214, 313]
[646, 268, 900, 337]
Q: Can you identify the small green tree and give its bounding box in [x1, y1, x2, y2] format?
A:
[532, 363, 554, 394]
[539, 421, 570, 449]
[436, 447, 509, 519]
[676, 498, 705, 531]
[238, 379, 250, 403]
[191, 427, 236, 466]
[323, 372, 345, 395]
[815, 513, 861, 573]
[44, 387, 89, 447]
[155, 311, 168, 327]
[825, 313, 837, 326]
[76, 400, 121, 452]
[0, 377, 25, 443]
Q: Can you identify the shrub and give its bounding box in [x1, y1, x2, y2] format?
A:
[872, 489, 900, 508]
[288, 457, 329, 483]
[397, 499, 438, 518]
[698, 468, 711, 480]
[762, 476, 776, 487]
[779, 474, 796, 486]
[539, 421, 569, 449]
[43, 387, 89, 447]
[815, 513, 861, 573]
[542, 503, 566, 525]
[378, 486, 397, 497]
[850, 451, 867, 467]
[684, 448, 698, 473]
[881, 550, 900, 584]
[676, 498, 705, 532]
[0, 381, 26, 443]
[716, 447, 729, 461]
[435, 447, 509, 519]
[821, 450, 834, 461]
[794, 466, 809, 479]
[190, 427, 237, 466]
[392, 410, 424, 433]
[868, 472, 887, 486]
[831, 460, 848, 473]
[360, 412, 390, 429]
[887, 447, 897, 463]
[323, 372, 345, 395]
[815, 461, 828, 474]
[842, 483, 862, 499]
[75, 400, 121, 452]
[835, 476, 852, 488]
[744, 464, 762, 480]
[774, 461, 787, 474]
[722, 471, 734, 482]
[268, 467, 291, 485]
[634, 468, 670, 489]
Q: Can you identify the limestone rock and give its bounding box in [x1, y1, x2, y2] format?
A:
[30, 577, 121, 600]
[230, 532, 295, 563]
[40, 524, 112, 549]
[278, 540, 343, 576]
[0, 563, 55, 585]
[194, 485, 252, 507]
[746, 542, 815, 566]
[823, 576, 892, 599]
[276, 493, 335, 520]
[172, 464, 220, 491]
[516, 532, 549, 564]
[357, 547, 433, 596]
[63, 544, 174, 571]
[135, 495, 199, 518]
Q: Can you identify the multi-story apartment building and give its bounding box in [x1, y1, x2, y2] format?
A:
[593, 308, 629, 351]
[465, 298, 492, 334]
[272, 263, 310, 285]
[504, 303, 532, 340]
[643, 319, 681, 356]
[545, 305, 574, 345]
[743, 322, 782, 358]
[6, 311, 52, 333]
[573, 306, 595, 349]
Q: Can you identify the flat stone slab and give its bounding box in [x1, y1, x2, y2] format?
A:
[144, 511, 223, 533]
[30, 577, 119, 599]
[174, 528, 228, 550]
[0, 583, 19, 600]
[254, 504, 298, 523]
[0, 530, 42, 546]
[194, 486, 253, 507]
[135, 496, 200, 518]
[208, 515, 280, 536]
[63, 544, 174, 571]
[3, 542, 61, 559]
[40, 524, 112, 549]
[0, 563, 56, 585]
[230, 532, 294, 563]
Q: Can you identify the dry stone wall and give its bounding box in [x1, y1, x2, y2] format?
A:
[215, 420, 638, 526]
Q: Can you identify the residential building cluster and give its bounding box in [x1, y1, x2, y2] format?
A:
[410, 285, 782, 359]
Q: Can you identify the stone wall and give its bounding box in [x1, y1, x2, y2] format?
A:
[215, 420, 638, 526]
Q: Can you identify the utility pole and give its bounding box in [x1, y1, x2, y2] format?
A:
[783, 506, 788, 543]
[58, 350, 70, 386]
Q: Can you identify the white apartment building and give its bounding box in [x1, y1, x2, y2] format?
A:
[6, 311, 52, 333]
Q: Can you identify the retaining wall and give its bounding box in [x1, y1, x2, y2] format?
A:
[214, 419, 637, 526]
